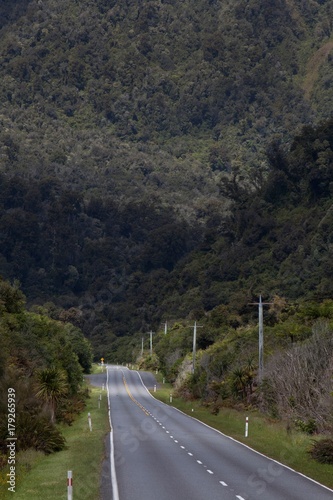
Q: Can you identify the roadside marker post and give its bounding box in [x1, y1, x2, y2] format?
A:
[154, 385, 156, 392]
[170, 394, 173, 403]
[67, 471, 73, 500]
[245, 416, 249, 437]
[88, 412, 92, 431]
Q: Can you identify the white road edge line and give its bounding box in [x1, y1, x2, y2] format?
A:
[107, 367, 120, 500]
[220, 481, 228, 486]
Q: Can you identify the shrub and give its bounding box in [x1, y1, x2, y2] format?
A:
[294, 418, 317, 435]
[309, 438, 333, 464]
[17, 413, 66, 454]
[56, 392, 87, 425]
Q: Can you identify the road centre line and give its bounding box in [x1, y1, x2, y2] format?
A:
[129, 376, 249, 500]
[111, 370, 252, 500]
[122, 374, 149, 416]
[136, 371, 322, 500]
[148, 411, 246, 500]
[137, 370, 333, 499]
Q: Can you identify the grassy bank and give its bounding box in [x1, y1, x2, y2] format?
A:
[153, 385, 333, 490]
[89, 363, 107, 375]
[2, 385, 109, 500]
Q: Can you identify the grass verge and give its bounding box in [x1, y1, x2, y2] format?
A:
[153, 385, 333, 490]
[89, 363, 107, 375]
[3, 384, 109, 500]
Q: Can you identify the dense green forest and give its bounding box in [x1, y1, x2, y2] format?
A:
[0, 278, 92, 469]
[1, 0, 333, 209]
[0, 0, 333, 438]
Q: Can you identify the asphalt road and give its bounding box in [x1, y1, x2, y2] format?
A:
[93, 366, 333, 500]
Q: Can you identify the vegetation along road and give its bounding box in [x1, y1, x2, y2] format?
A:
[101, 366, 333, 500]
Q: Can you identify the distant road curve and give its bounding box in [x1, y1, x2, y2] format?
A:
[93, 366, 333, 500]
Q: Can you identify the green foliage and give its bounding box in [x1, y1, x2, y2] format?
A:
[294, 418, 318, 435]
[0, 2, 333, 355]
[0, 0, 332, 207]
[138, 353, 159, 372]
[36, 367, 68, 423]
[16, 415, 66, 455]
[56, 391, 87, 426]
[309, 439, 333, 464]
[0, 279, 92, 457]
[1, 0, 333, 438]
[0, 279, 25, 314]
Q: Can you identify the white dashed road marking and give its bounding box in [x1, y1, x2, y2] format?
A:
[146, 405, 250, 500]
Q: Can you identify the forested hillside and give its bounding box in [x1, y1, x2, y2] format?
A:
[1, 0, 333, 209]
[0, 0, 333, 375]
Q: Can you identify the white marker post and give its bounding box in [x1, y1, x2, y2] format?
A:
[245, 416, 249, 437]
[88, 412, 92, 431]
[154, 385, 156, 392]
[170, 394, 173, 403]
[67, 471, 73, 500]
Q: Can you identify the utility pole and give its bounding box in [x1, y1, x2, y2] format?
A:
[141, 337, 144, 356]
[192, 321, 203, 373]
[160, 321, 168, 334]
[248, 296, 272, 383]
[148, 330, 154, 356]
